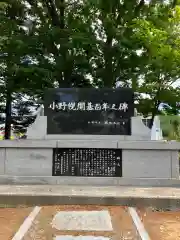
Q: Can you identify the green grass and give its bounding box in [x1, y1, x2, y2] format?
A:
[0, 204, 27, 208]
[159, 115, 180, 138]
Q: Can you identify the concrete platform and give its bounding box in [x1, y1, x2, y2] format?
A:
[1, 185, 180, 209]
[0, 176, 180, 187]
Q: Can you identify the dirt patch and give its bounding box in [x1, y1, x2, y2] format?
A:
[138, 208, 180, 240]
[25, 205, 139, 240]
[0, 207, 32, 240]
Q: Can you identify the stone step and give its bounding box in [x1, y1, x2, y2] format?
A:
[0, 176, 180, 187]
[0, 185, 180, 209]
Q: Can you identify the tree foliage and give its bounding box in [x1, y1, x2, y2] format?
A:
[132, 5, 180, 126]
[0, 0, 180, 137]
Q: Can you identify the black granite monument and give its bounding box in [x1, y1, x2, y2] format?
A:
[44, 88, 134, 177]
[44, 88, 134, 135]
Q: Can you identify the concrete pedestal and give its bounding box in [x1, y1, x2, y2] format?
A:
[0, 139, 179, 185]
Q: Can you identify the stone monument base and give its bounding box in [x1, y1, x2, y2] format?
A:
[0, 139, 179, 184]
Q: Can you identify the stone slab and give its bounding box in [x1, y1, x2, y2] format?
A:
[51, 210, 113, 231]
[54, 236, 110, 240]
[131, 116, 151, 139]
[118, 141, 180, 150]
[0, 149, 5, 174]
[1, 185, 180, 199]
[171, 151, 179, 178]
[0, 139, 57, 148]
[1, 185, 180, 208]
[0, 176, 180, 187]
[57, 140, 117, 148]
[122, 150, 172, 178]
[27, 116, 47, 139]
[5, 149, 52, 176]
[0, 138, 177, 149]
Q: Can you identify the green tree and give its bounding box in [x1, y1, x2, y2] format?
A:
[22, 0, 94, 88]
[0, 0, 27, 139]
[131, 4, 180, 127]
[1, 0, 180, 138]
[168, 119, 180, 141]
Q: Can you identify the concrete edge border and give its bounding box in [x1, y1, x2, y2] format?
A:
[0, 195, 180, 209]
[128, 207, 151, 240]
[12, 206, 41, 240]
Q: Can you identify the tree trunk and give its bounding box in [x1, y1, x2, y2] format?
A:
[149, 99, 161, 129]
[149, 74, 163, 129]
[4, 89, 12, 139]
[104, 35, 113, 87]
[59, 0, 72, 87]
[44, 0, 71, 87]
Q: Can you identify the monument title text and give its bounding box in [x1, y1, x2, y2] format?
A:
[49, 101, 129, 112]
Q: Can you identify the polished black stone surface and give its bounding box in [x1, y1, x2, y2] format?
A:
[44, 88, 134, 135]
[52, 148, 122, 177]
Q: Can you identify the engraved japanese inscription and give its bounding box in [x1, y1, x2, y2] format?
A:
[44, 88, 134, 135]
[52, 148, 122, 177]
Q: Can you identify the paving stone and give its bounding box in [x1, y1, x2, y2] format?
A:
[51, 210, 113, 231]
[54, 236, 110, 240]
